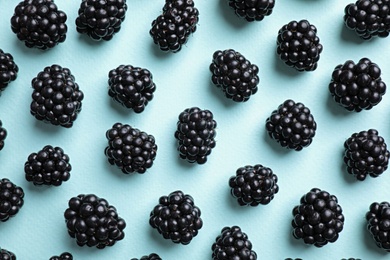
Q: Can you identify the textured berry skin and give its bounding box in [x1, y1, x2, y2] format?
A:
[75, 0, 127, 41]
[0, 178, 24, 222]
[174, 107, 217, 164]
[366, 202, 390, 251]
[292, 188, 345, 247]
[229, 164, 279, 206]
[131, 253, 162, 260]
[10, 0, 67, 50]
[108, 65, 156, 113]
[0, 121, 7, 151]
[49, 252, 73, 260]
[329, 58, 386, 112]
[105, 123, 157, 174]
[0, 249, 16, 260]
[0, 49, 18, 92]
[24, 145, 71, 186]
[212, 226, 257, 260]
[210, 49, 259, 102]
[64, 194, 126, 249]
[277, 20, 323, 71]
[149, 190, 203, 245]
[228, 0, 275, 22]
[150, 0, 199, 53]
[265, 99, 316, 151]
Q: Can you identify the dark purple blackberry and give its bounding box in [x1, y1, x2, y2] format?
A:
[265, 99, 317, 151]
[0, 49, 18, 92]
[0, 249, 16, 260]
[30, 64, 84, 128]
[131, 253, 162, 260]
[366, 202, 390, 251]
[329, 58, 386, 112]
[150, 0, 199, 53]
[276, 20, 323, 71]
[210, 49, 259, 102]
[292, 188, 345, 247]
[24, 145, 71, 186]
[212, 226, 257, 260]
[149, 190, 203, 245]
[228, 0, 275, 22]
[108, 65, 156, 113]
[174, 107, 217, 164]
[10, 0, 67, 50]
[75, 0, 127, 41]
[49, 252, 73, 260]
[0, 178, 24, 222]
[64, 194, 126, 249]
[229, 164, 279, 206]
[0, 120, 7, 151]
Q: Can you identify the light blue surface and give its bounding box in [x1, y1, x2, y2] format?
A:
[1, 0, 390, 259]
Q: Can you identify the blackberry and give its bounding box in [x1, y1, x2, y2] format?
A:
[24, 145, 71, 186]
[292, 188, 345, 247]
[131, 253, 162, 260]
[328, 58, 386, 112]
[75, 0, 128, 41]
[105, 123, 157, 174]
[210, 49, 259, 102]
[229, 164, 279, 206]
[64, 194, 126, 249]
[265, 99, 317, 151]
[212, 226, 257, 260]
[108, 65, 156, 113]
[366, 201, 390, 251]
[228, 0, 275, 22]
[0, 178, 24, 222]
[276, 20, 323, 71]
[174, 107, 217, 164]
[150, 0, 199, 53]
[0, 49, 18, 92]
[0, 121, 7, 151]
[149, 190, 203, 245]
[0, 249, 16, 260]
[30, 64, 84, 128]
[49, 252, 73, 260]
[10, 0, 67, 50]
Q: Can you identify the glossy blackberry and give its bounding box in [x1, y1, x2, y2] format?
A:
[265, 99, 316, 151]
[0, 178, 24, 222]
[366, 201, 390, 251]
[75, 0, 127, 41]
[149, 190, 203, 245]
[210, 49, 259, 102]
[276, 20, 323, 71]
[64, 194, 126, 249]
[0, 249, 16, 260]
[150, 0, 199, 53]
[229, 164, 279, 206]
[212, 226, 257, 260]
[108, 65, 156, 113]
[228, 0, 275, 22]
[105, 123, 157, 174]
[292, 188, 345, 247]
[49, 252, 73, 260]
[0, 49, 18, 92]
[329, 58, 386, 112]
[131, 253, 162, 260]
[10, 0, 67, 50]
[30, 64, 84, 128]
[0, 121, 7, 151]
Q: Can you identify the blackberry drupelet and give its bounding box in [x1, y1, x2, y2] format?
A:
[210, 49, 259, 102]
[149, 190, 203, 245]
[131, 253, 162, 260]
[0, 249, 16, 260]
[265, 99, 317, 151]
[0, 49, 18, 92]
[0, 121, 7, 151]
[229, 164, 279, 206]
[212, 226, 257, 260]
[30, 64, 84, 128]
[292, 188, 345, 247]
[105, 123, 157, 174]
[49, 252, 73, 260]
[150, 0, 199, 53]
[276, 20, 323, 71]
[228, 0, 275, 22]
[64, 194, 126, 249]
[108, 65, 156, 113]
[10, 0, 67, 50]
[329, 58, 386, 112]
[366, 201, 390, 251]
[0, 178, 24, 222]
[75, 0, 127, 41]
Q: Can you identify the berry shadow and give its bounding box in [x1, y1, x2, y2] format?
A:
[13, 38, 51, 56]
[262, 130, 290, 156]
[208, 81, 239, 108]
[325, 94, 352, 118]
[108, 97, 135, 117]
[225, 188, 254, 213]
[148, 227, 179, 249]
[217, 0, 248, 29]
[339, 22, 367, 45]
[101, 152, 137, 181]
[273, 52, 304, 78]
[361, 216, 389, 256]
[77, 34, 107, 47]
[34, 120, 63, 135]
[339, 147, 359, 185]
[149, 42, 174, 59]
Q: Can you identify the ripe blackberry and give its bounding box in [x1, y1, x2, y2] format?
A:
[10, 0, 67, 50]
[131, 253, 162, 260]
[150, 0, 199, 53]
[229, 164, 279, 206]
[228, 0, 275, 22]
[292, 188, 345, 247]
[276, 20, 323, 71]
[24, 145, 71, 186]
[210, 49, 259, 102]
[0, 121, 7, 151]
[0, 178, 24, 222]
[108, 65, 156, 113]
[366, 201, 390, 251]
[329, 58, 386, 112]
[265, 99, 317, 151]
[212, 226, 257, 260]
[149, 190, 203, 245]
[49, 252, 73, 260]
[30, 64, 84, 128]
[64, 194, 126, 249]
[105, 123, 157, 174]
[75, 0, 128, 41]
[0, 49, 18, 92]
[0, 249, 16, 260]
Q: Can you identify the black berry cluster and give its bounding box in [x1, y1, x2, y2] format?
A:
[0, 49, 18, 92]
[228, 0, 275, 22]
[130, 253, 162, 260]
[0, 249, 16, 260]
[0, 120, 7, 151]
[0, 178, 24, 222]
[366, 201, 390, 251]
[49, 252, 73, 260]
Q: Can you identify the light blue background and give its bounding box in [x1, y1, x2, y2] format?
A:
[0, 0, 390, 259]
